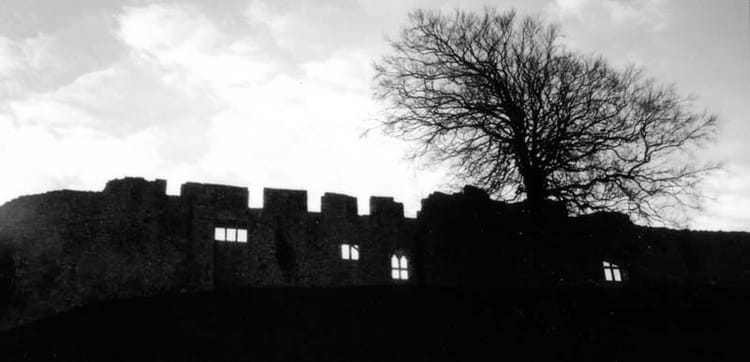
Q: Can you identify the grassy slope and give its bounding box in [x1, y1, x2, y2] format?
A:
[0, 286, 745, 361]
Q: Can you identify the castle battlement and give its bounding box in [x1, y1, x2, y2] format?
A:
[97, 177, 409, 222]
[1, 177, 750, 330]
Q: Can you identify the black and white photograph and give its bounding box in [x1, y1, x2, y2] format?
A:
[0, 0, 748, 360]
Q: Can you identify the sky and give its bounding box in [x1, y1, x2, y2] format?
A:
[0, 0, 747, 231]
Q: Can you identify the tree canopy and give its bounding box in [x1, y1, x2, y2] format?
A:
[373, 8, 717, 224]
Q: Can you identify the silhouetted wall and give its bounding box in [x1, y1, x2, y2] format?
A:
[0, 177, 749, 330]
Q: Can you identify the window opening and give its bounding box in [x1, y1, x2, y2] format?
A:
[603, 260, 622, 282]
[391, 254, 408, 280]
[341, 244, 359, 260]
[214, 227, 248, 243]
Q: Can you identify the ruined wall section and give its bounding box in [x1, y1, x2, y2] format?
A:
[0, 190, 101, 329]
[546, 213, 750, 288]
[313, 192, 416, 286]
[0, 177, 191, 329]
[317, 193, 361, 286]
[416, 186, 539, 287]
[178, 182, 322, 290]
[82, 178, 185, 298]
[303, 193, 416, 287]
[235, 189, 416, 287]
[4, 176, 750, 331]
[0, 178, 451, 329]
[558, 212, 637, 286]
[415, 187, 643, 287]
[364, 196, 415, 284]
[180, 182, 254, 289]
[256, 188, 310, 286]
[624, 227, 750, 287]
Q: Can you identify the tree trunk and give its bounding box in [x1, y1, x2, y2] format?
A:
[523, 171, 547, 221]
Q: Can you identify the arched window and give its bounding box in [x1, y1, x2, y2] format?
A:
[603, 261, 622, 282]
[391, 254, 408, 280]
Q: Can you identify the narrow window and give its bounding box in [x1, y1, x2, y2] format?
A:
[399, 256, 408, 280]
[214, 227, 226, 241]
[391, 254, 409, 280]
[350, 245, 359, 260]
[341, 244, 359, 260]
[227, 228, 237, 242]
[603, 260, 623, 282]
[237, 229, 248, 242]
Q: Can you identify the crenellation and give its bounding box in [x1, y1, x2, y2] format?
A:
[0, 177, 750, 330]
[180, 182, 248, 210]
[104, 177, 167, 197]
[368, 196, 405, 229]
[262, 188, 308, 224]
[321, 193, 358, 223]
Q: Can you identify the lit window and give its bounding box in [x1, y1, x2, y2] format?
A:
[391, 254, 409, 280]
[341, 244, 359, 260]
[214, 227, 226, 241]
[603, 261, 623, 282]
[351, 245, 359, 260]
[237, 229, 248, 242]
[214, 227, 248, 243]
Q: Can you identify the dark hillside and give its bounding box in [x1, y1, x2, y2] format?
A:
[0, 286, 746, 361]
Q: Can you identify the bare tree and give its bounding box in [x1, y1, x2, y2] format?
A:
[373, 8, 718, 224]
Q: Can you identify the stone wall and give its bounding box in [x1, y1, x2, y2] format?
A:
[0, 178, 190, 329]
[1, 177, 750, 330]
[0, 177, 421, 329]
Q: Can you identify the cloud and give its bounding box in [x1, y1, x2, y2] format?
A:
[0, 3, 233, 202]
[243, 0, 359, 49]
[548, 0, 669, 30]
[0, 34, 52, 98]
[0, 1, 450, 217]
[0, 36, 22, 77]
[242, 0, 385, 64]
[4, 56, 223, 137]
[0, 0, 743, 230]
[0, 116, 164, 203]
[118, 3, 277, 88]
[688, 165, 750, 231]
[0, 14, 125, 100]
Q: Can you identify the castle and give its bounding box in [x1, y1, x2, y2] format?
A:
[0, 176, 749, 330]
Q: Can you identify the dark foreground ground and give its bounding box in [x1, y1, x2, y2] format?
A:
[0, 285, 747, 361]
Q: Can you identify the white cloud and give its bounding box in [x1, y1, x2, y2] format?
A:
[243, 1, 293, 37]
[0, 2, 450, 217]
[118, 4, 221, 53]
[688, 165, 750, 231]
[0, 12, 126, 99]
[0, 0, 744, 230]
[242, 0, 377, 61]
[301, 52, 372, 93]
[6, 60, 222, 136]
[0, 119, 163, 205]
[547, 0, 670, 31]
[551, 0, 588, 17]
[0, 36, 22, 77]
[0, 34, 52, 97]
[118, 4, 276, 88]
